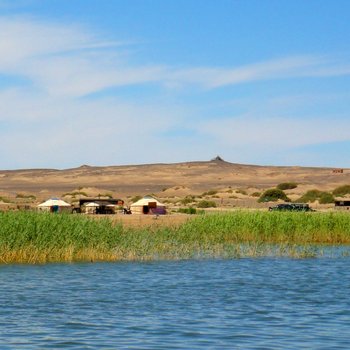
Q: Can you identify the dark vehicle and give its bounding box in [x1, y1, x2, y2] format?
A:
[269, 203, 315, 212]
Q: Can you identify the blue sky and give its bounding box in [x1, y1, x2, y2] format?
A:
[0, 0, 349, 169]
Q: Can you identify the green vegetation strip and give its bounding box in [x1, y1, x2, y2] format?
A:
[0, 211, 350, 263]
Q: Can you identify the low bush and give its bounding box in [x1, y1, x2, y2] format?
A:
[16, 194, 37, 200]
[333, 185, 350, 197]
[63, 191, 88, 198]
[277, 182, 298, 190]
[298, 190, 334, 204]
[298, 190, 322, 203]
[258, 189, 290, 203]
[178, 207, 197, 214]
[98, 193, 113, 199]
[236, 189, 247, 195]
[202, 190, 218, 196]
[180, 195, 196, 205]
[0, 196, 11, 203]
[319, 192, 335, 204]
[197, 200, 217, 208]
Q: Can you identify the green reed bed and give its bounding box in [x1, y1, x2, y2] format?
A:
[0, 211, 350, 263]
[177, 211, 350, 244]
[0, 211, 125, 263]
[170, 211, 350, 259]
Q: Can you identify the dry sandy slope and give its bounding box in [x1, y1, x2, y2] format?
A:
[0, 159, 349, 207]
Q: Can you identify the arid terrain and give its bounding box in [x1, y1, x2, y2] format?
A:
[0, 158, 349, 210]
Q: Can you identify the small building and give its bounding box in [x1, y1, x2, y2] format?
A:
[335, 200, 350, 211]
[83, 202, 100, 214]
[78, 198, 124, 214]
[332, 169, 344, 174]
[37, 198, 71, 213]
[130, 196, 166, 215]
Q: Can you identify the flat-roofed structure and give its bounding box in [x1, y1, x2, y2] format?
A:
[335, 200, 350, 210]
[78, 198, 124, 214]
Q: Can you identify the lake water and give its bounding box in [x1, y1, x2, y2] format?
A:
[1, 258, 350, 349]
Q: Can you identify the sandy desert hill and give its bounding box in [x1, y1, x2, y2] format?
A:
[0, 158, 349, 208]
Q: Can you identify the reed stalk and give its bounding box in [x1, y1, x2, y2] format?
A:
[0, 211, 349, 263]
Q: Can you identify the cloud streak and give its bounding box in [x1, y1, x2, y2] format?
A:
[1, 16, 350, 98]
[0, 15, 349, 168]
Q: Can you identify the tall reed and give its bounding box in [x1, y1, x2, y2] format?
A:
[0, 211, 350, 263]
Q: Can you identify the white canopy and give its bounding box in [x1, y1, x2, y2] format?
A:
[130, 196, 165, 207]
[38, 198, 71, 207]
[85, 202, 100, 207]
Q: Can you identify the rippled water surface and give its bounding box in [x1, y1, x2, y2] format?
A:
[1, 258, 350, 349]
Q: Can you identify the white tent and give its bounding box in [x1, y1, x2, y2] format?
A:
[37, 198, 71, 212]
[85, 202, 100, 207]
[130, 196, 166, 215]
[83, 202, 100, 214]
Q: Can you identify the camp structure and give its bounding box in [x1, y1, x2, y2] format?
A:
[0, 202, 16, 211]
[78, 198, 124, 214]
[37, 198, 71, 213]
[130, 196, 166, 215]
[83, 202, 100, 214]
[335, 199, 350, 210]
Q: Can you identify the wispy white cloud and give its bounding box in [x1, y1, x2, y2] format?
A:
[166, 56, 322, 88]
[0, 15, 349, 168]
[1, 16, 350, 98]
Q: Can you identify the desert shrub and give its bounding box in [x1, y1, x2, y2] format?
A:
[236, 189, 247, 195]
[333, 185, 350, 197]
[180, 195, 196, 205]
[75, 191, 88, 197]
[202, 190, 218, 196]
[16, 194, 36, 200]
[63, 191, 87, 198]
[277, 182, 298, 190]
[258, 189, 290, 203]
[178, 207, 197, 214]
[98, 193, 113, 199]
[0, 196, 11, 203]
[297, 189, 334, 203]
[251, 192, 261, 197]
[197, 200, 217, 208]
[297, 190, 322, 203]
[319, 192, 335, 204]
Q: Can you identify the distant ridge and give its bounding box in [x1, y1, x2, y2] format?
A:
[0, 159, 349, 202]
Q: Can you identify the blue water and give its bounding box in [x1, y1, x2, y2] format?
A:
[1, 259, 350, 349]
